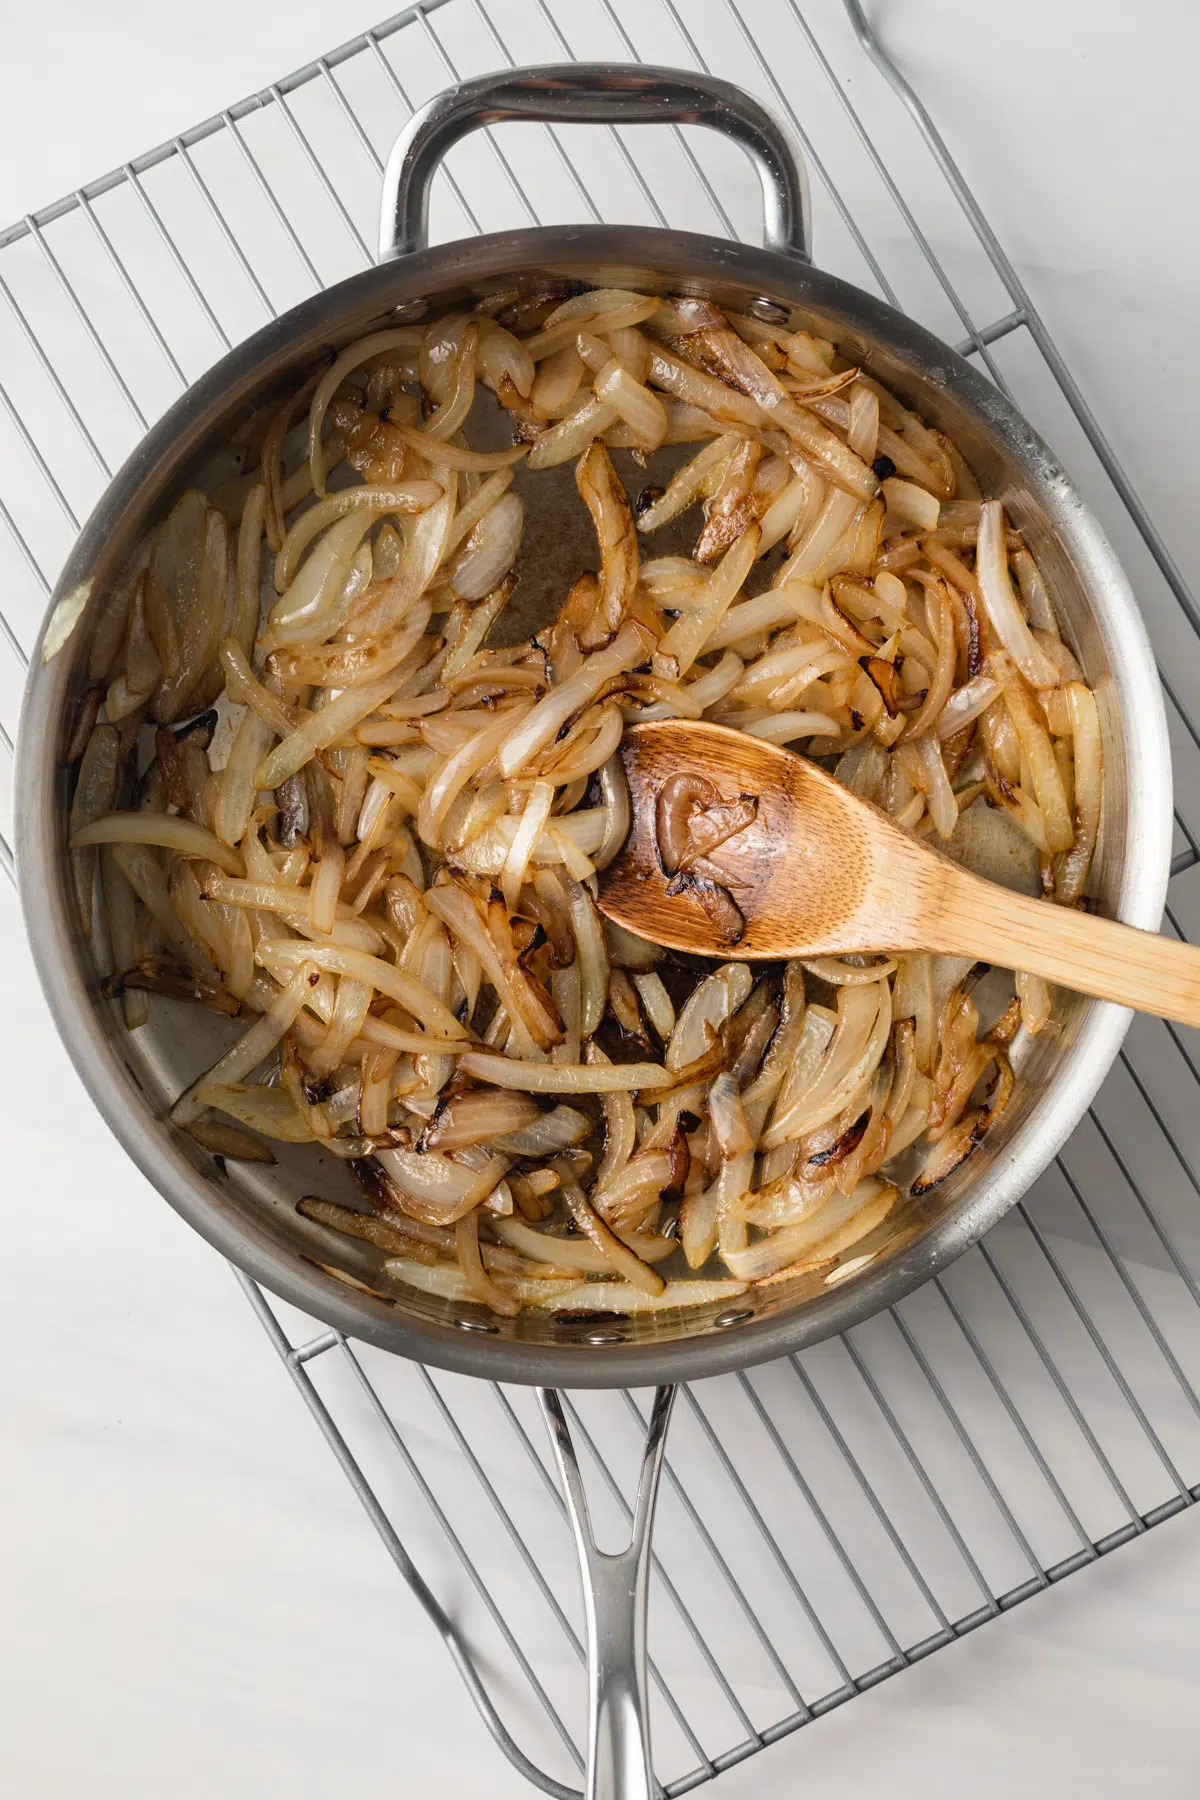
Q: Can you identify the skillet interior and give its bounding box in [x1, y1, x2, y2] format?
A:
[16, 227, 1171, 1385]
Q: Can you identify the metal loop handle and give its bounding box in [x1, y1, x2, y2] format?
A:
[540, 1385, 677, 1800]
[379, 64, 810, 262]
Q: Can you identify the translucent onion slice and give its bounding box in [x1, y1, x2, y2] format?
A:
[199, 1084, 313, 1142]
[1053, 681, 1102, 905]
[975, 502, 1061, 689]
[499, 620, 650, 778]
[525, 1277, 748, 1314]
[173, 960, 315, 1124]
[531, 343, 584, 416]
[380, 419, 527, 472]
[267, 511, 369, 632]
[308, 325, 425, 495]
[722, 1179, 898, 1282]
[458, 1051, 676, 1093]
[636, 433, 740, 533]
[593, 358, 668, 451]
[935, 672, 1001, 740]
[490, 1216, 676, 1272]
[881, 476, 940, 532]
[274, 482, 443, 592]
[492, 1105, 591, 1155]
[653, 526, 759, 677]
[763, 981, 891, 1147]
[451, 492, 524, 601]
[376, 1145, 507, 1224]
[253, 671, 413, 792]
[559, 1177, 664, 1296]
[668, 964, 754, 1070]
[70, 812, 243, 877]
[526, 397, 619, 471]
[255, 939, 467, 1039]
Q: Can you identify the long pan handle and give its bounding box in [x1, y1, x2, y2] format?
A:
[540, 1386, 677, 1800]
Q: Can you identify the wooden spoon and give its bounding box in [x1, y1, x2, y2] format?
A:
[596, 719, 1200, 1025]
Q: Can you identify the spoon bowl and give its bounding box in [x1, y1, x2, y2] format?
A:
[598, 720, 1200, 1028]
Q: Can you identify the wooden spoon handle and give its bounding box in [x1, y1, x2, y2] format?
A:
[928, 869, 1199, 1025]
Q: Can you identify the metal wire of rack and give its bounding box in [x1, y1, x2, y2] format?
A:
[5, 1, 1200, 1793]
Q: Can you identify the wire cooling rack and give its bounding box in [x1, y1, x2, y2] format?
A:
[5, 1, 1200, 1792]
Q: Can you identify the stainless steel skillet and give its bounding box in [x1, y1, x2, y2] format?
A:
[16, 65, 1171, 1798]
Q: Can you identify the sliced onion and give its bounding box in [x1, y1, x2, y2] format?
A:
[254, 671, 413, 792]
[274, 483, 443, 592]
[881, 476, 940, 532]
[423, 323, 478, 439]
[458, 1051, 675, 1093]
[421, 1090, 541, 1150]
[376, 1145, 502, 1224]
[525, 1277, 748, 1314]
[695, 327, 877, 499]
[531, 343, 583, 416]
[1012, 547, 1057, 633]
[424, 880, 551, 1059]
[1054, 681, 1102, 904]
[560, 1177, 664, 1296]
[478, 320, 535, 398]
[636, 434, 740, 533]
[631, 971, 675, 1039]
[993, 649, 1073, 852]
[489, 1215, 675, 1273]
[71, 813, 243, 877]
[593, 358, 668, 451]
[913, 733, 958, 840]
[383, 419, 527, 472]
[764, 981, 891, 1147]
[526, 396, 620, 471]
[493, 1105, 591, 1155]
[668, 963, 754, 1070]
[451, 492, 524, 600]
[681, 1150, 753, 1270]
[742, 711, 842, 745]
[353, 477, 457, 638]
[418, 702, 530, 847]
[267, 511, 369, 635]
[501, 779, 555, 911]
[498, 621, 650, 778]
[199, 1083, 313, 1142]
[256, 938, 467, 1039]
[935, 672, 1001, 740]
[654, 526, 759, 676]
[723, 1179, 898, 1282]
[308, 326, 425, 495]
[1016, 970, 1053, 1034]
[976, 503, 1061, 688]
[454, 1209, 520, 1316]
[709, 1072, 752, 1157]
[174, 960, 315, 1124]
[758, 462, 822, 553]
[847, 385, 879, 462]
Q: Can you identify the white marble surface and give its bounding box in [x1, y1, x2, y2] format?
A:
[4, 1, 1200, 1794]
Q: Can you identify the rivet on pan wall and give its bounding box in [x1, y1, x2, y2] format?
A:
[713, 1308, 754, 1329]
[745, 296, 789, 324]
[454, 1316, 499, 1335]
